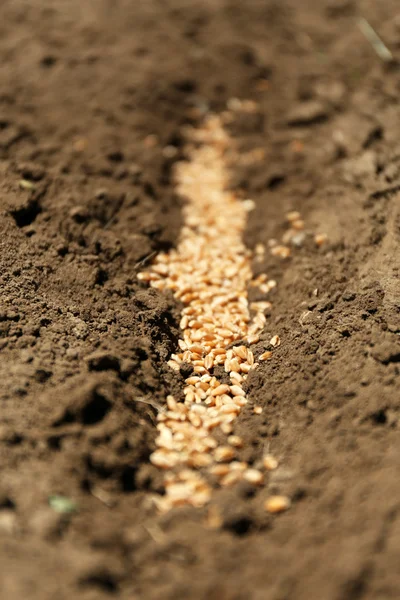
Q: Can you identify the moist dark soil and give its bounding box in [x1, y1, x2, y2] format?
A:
[0, 1, 399, 598]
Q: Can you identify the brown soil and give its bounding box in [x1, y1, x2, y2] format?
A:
[0, 0, 399, 598]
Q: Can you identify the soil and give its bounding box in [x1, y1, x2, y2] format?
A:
[0, 0, 399, 598]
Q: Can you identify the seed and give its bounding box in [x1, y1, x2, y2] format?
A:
[204, 355, 214, 370]
[185, 390, 195, 404]
[180, 315, 189, 329]
[264, 495, 291, 514]
[185, 376, 200, 385]
[243, 469, 264, 485]
[150, 451, 174, 469]
[247, 334, 260, 344]
[206, 417, 222, 429]
[209, 464, 230, 477]
[220, 423, 233, 435]
[246, 350, 254, 365]
[253, 406, 263, 414]
[292, 219, 304, 230]
[190, 345, 205, 355]
[214, 446, 235, 463]
[270, 335, 280, 347]
[167, 360, 180, 372]
[286, 210, 301, 222]
[203, 437, 218, 449]
[233, 346, 248, 360]
[230, 461, 247, 472]
[263, 454, 278, 470]
[191, 489, 212, 507]
[232, 396, 247, 407]
[228, 435, 243, 448]
[230, 371, 243, 384]
[189, 453, 213, 468]
[219, 328, 234, 339]
[166, 396, 177, 410]
[182, 350, 191, 362]
[213, 348, 227, 356]
[221, 471, 242, 487]
[167, 483, 193, 501]
[220, 404, 240, 415]
[211, 384, 230, 396]
[315, 233, 328, 247]
[250, 301, 271, 312]
[178, 340, 188, 351]
[271, 245, 291, 258]
[137, 272, 151, 281]
[259, 351, 273, 361]
[230, 358, 241, 372]
[189, 413, 202, 427]
[230, 385, 245, 396]
[170, 353, 182, 364]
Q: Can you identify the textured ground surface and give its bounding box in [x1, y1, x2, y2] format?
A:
[0, 0, 399, 598]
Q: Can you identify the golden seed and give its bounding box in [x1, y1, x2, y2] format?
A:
[315, 233, 328, 246]
[178, 340, 188, 351]
[186, 376, 200, 385]
[166, 396, 177, 410]
[264, 495, 291, 514]
[220, 404, 240, 415]
[270, 335, 281, 347]
[221, 471, 242, 487]
[243, 469, 264, 485]
[214, 446, 235, 463]
[259, 351, 273, 361]
[246, 350, 254, 365]
[263, 454, 279, 470]
[230, 461, 247, 472]
[228, 435, 243, 448]
[232, 396, 247, 407]
[230, 385, 245, 396]
[292, 219, 304, 230]
[209, 464, 230, 477]
[230, 370, 243, 383]
[180, 315, 189, 329]
[253, 406, 263, 414]
[189, 453, 213, 468]
[271, 245, 291, 258]
[220, 423, 233, 435]
[150, 451, 174, 469]
[167, 360, 180, 372]
[211, 384, 230, 396]
[286, 210, 301, 222]
[204, 355, 214, 370]
[233, 346, 248, 360]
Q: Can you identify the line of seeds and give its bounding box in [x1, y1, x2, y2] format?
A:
[138, 114, 277, 512]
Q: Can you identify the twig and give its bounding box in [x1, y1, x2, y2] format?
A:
[358, 18, 393, 63]
[134, 251, 157, 271]
[132, 395, 165, 413]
